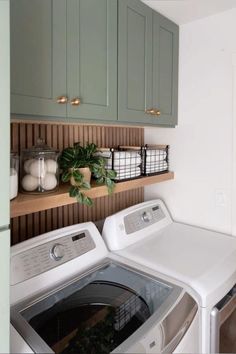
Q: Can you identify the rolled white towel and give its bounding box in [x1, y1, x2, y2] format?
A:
[106, 156, 141, 168]
[115, 167, 141, 180]
[145, 150, 167, 162]
[145, 162, 168, 174]
[96, 151, 141, 168]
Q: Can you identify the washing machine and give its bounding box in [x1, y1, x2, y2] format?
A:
[10, 221, 198, 354]
[102, 199, 236, 353]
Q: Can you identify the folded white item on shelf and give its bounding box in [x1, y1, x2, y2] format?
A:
[114, 165, 140, 173]
[107, 157, 141, 168]
[145, 162, 168, 173]
[96, 151, 141, 168]
[144, 160, 167, 168]
[115, 167, 141, 180]
[145, 150, 167, 162]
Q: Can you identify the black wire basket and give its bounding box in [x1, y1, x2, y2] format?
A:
[97, 146, 142, 182]
[141, 144, 169, 176]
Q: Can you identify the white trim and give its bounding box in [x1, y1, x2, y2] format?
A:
[231, 53, 236, 236]
[232, 53, 236, 66]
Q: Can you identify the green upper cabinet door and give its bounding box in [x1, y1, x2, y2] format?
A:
[118, 0, 153, 125]
[152, 12, 179, 126]
[67, 0, 117, 121]
[11, 0, 67, 118]
[118, 0, 179, 126]
[0, 0, 10, 229]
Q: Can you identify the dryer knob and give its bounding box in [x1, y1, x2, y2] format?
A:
[142, 211, 152, 223]
[50, 243, 65, 261]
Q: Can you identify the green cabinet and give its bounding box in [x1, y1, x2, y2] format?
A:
[11, 0, 178, 126]
[11, 0, 67, 118]
[118, 0, 179, 126]
[118, 0, 153, 125]
[152, 13, 179, 126]
[0, 0, 10, 228]
[67, 0, 117, 121]
[0, 1, 10, 352]
[11, 0, 117, 122]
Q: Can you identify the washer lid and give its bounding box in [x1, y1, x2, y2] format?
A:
[115, 222, 236, 308]
[11, 261, 186, 354]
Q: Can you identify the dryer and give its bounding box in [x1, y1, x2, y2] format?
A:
[102, 199, 236, 353]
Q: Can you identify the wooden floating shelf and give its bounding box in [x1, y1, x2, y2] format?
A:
[11, 172, 174, 218]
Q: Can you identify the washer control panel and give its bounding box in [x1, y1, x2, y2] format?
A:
[11, 230, 95, 285]
[124, 205, 165, 234]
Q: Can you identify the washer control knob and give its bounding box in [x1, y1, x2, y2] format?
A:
[50, 243, 65, 261]
[142, 211, 152, 223]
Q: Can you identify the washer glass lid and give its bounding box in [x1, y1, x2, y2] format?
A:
[12, 262, 174, 354]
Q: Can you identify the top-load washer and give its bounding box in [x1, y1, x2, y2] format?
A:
[10, 221, 198, 354]
[102, 199, 236, 354]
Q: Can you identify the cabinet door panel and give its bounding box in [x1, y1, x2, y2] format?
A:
[67, 0, 117, 121]
[11, 0, 67, 118]
[153, 13, 179, 126]
[0, 7, 10, 351]
[118, 0, 153, 124]
[0, 0, 10, 228]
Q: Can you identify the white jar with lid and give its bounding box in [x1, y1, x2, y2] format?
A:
[20, 138, 59, 194]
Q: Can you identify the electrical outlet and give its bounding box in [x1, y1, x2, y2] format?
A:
[215, 189, 227, 207]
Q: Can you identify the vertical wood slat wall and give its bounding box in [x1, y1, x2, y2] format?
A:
[11, 121, 144, 245]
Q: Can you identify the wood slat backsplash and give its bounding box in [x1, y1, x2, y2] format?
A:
[11, 121, 144, 245]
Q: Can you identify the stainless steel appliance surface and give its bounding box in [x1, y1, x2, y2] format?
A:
[10, 222, 197, 354]
[211, 284, 236, 353]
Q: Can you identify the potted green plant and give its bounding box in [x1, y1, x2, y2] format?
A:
[59, 142, 116, 206]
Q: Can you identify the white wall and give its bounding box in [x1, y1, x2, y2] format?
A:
[145, 9, 236, 234]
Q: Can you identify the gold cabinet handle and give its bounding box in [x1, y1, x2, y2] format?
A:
[70, 98, 81, 106]
[145, 108, 161, 116]
[145, 108, 155, 115]
[57, 96, 68, 104]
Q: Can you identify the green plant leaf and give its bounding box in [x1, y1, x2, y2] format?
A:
[106, 179, 116, 194]
[81, 181, 91, 190]
[107, 169, 117, 179]
[96, 177, 104, 185]
[72, 170, 83, 183]
[69, 186, 79, 198]
[76, 191, 84, 204]
[75, 191, 93, 206]
[61, 170, 71, 182]
[83, 196, 93, 207]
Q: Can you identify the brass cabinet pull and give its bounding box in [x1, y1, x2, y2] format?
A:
[56, 96, 68, 104]
[70, 98, 81, 106]
[145, 108, 155, 115]
[145, 108, 161, 116]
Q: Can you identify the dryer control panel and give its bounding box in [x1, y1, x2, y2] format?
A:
[102, 199, 173, 251]
[124, 205, 165, 234]
[11, 230, 95, 285]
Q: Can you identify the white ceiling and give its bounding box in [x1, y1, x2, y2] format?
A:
[142, 0, 236, 25]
